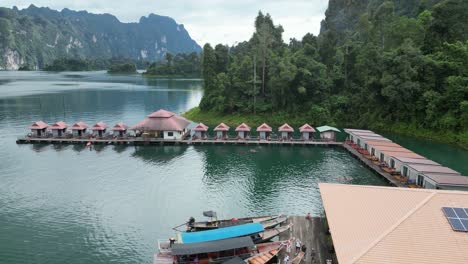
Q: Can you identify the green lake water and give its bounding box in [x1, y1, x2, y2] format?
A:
[0, 71, 466, 264]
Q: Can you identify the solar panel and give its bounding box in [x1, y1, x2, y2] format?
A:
[442, 207, 468, 232]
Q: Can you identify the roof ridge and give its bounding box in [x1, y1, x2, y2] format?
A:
[351, 192, 437, 263]
[319, 183, 468, 195]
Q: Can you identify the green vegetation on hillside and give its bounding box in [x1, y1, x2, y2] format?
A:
[195, 0, 468, 148]
[144, 52, 201, 77]
[44, 57, 143, 72]
[108, 63, 137, 74]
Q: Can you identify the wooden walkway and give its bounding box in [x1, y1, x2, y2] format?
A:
[342, 143, 405, 187]
[279, 216, 334, 264]
[16, 137, 343, 147]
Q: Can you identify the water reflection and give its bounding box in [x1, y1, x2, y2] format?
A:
[131, 145, 189, 165]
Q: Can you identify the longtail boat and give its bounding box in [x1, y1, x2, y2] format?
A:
[245, 240, 292, 264]
[184, 213, 281, 231]
[291, 251, 305, 264]
[261, 216, 288, 229]
[252, 224, 293, 244]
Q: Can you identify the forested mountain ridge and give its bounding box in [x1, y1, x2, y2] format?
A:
[193, 0, 468, 147]
[0, 5, 201, 70]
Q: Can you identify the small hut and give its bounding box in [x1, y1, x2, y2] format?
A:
[92, 122, 108, 138]
[193, 123, 209, 139]
[256, 123, 272, 140]
[316, 125, 341, 141]
[299, 124, 316, 140]
[50, 121, 68, 137]
[70, 121, 89, 137]
[214, 123, 230, 139]
[235, 123, 251, 139]
[29, 121, 48, 137]
[278, 123, 294, 140]
[112, 122, 129, 137]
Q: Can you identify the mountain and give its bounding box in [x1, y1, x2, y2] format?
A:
[0, 5, 201, 70]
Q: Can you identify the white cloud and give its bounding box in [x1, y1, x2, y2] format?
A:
[1, 0, 329, 46]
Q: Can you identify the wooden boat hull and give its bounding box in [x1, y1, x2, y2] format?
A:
[291, 252, 305, 264]
[188, 215, 280, 231]
[253, 224, 292, 244]
[261, 216, 287, 229]
[246, 249, 279, 264]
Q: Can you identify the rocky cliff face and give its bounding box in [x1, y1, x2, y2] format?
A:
[0, 5, 201, 69]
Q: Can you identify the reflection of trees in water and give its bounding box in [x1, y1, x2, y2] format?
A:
[31, 143, 49, 153]
[72, 144, 87, 153]
[52, 144, 69, 152]
[113, 145, 127, 153]
[131, 145, 188, 165]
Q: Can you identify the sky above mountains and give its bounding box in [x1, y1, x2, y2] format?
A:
[1, 0, 329, 46]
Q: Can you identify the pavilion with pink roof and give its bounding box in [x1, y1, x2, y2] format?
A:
[50, 121, 68, 137]
[92, 122, 108, 137]
[131, 109, 190, 140]
[29, 121, 49, 137]
[70, 121, 89, 137]
[278, 123, 294, 140]
[299, 124, 316, 140]
[112, 122, 129, 137]
[256, 123, 272, 140]
[214, 123, 230, 139]
[235, 123, 251, 139]
[193, 123, 209, 139]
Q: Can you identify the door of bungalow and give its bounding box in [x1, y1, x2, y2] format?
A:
[371, 148, 375, 156]
[379, 153, 384, 162]
[364, 143, 368, 151]
[402, 166, 408, 177]
[390, 159, 395, 168]
[417, 175, 424, 187]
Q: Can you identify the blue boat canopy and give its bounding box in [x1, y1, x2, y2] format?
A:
[180, 223, 264, 243]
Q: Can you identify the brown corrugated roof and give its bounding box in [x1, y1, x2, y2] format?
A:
[319, 183, 468, 264]
[381, 151, 425, 159]
[358, 135, 392, 142]
[366, 141, 401, 147]
[373, 145, 412, 153]
[424, 174, 468, 186]
[407, 164, 460, 175]
[393, 157, 440, 166]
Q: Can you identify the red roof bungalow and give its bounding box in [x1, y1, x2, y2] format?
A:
[193, 123, 209, 139]
[279, 123, 294, 140]
[131, 109, 190, 140]
[256, 123, 272, 140]
[92, 122, 108, 137]
[235, 123, 251, 139]
[50, 121, 68, 137]
[299, 124, 316, 140]
[70, 121, 89, 137]
[112, 122, 129, 137]
[214, 123, 230, 139]
[29, 121, 48, 137]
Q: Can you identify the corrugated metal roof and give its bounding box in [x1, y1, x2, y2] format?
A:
[50, 121, 68, 130]
[425, 174, 468, 186]
[70, 121, 89, 130]
[214, 123, 230, 131]
[319, 183, 468, 264]
[112, 122, 128, 131]
[316, 125, 340, 132]
[344, 128, 373, 133]
[366, 141, 399, 147]
[131, 110, 190, 131]
[256, 123, 272, 132]
[29, 121, 48, 130]
[299, 124, 315, 132]
[381, 151, 425, 159]
[393, 157, 440, 166]
[235, 123, 251, 132]
[278, 123, 294, 132]
[372, 145, 412, 152]
[407, 164, 460, 175]
[193, 123, 209, 132]
[180, 223, 264, 244]
[92, 121, 108, 131]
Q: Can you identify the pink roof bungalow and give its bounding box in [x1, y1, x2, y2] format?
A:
[29, 121, 49, 137]
[256, 123, 272, 140]
[70, 121, 89, 137]
[278, 123, 294, 140]
[112, 122, 129, 137]
[214, 123, 230, 139]
[193, 123, 209, 139]
[235, 123, 251, 139]
[92, 122, 108, 137]
[50, 121, 68, 137]
[131, 109, 190, 139]
[299, 124, 316, 140]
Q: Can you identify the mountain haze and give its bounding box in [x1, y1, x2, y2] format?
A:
[0, 5, 201, 70]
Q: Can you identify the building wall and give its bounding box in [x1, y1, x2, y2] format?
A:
[303, 132, 310, 140]
[438, 185, 468, 191]
[321, 131, 335, 140]
[238, 131, 245, 138]
[259, 131, 267, 139]
[163, 130, 182, 140]
[216, 131, 224, 138]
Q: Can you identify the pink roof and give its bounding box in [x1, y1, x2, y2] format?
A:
[70, 121, 89, 130]
[235, 123, 251, 132]
[278, 123, 294, 132]
[214, 123, 230, 131]
[299, 124, 315, 133]
[50, 121, 68, 130]
[131, 109, 190, 131]
[193, 123, 209, 132]
[112, 122, 129, 131]
[29, 121, 48, 130]
[256, 123, 272, 132]
[92, 121, 108, 131]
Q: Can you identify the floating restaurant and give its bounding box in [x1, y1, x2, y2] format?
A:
[131, 109, 191, 140]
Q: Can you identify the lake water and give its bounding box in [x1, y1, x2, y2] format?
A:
[0, 71, 466, 264]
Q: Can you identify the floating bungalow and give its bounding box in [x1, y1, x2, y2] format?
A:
[423, 174, 468, 191]
[112, 122, 129, 137]
[316, 126, 340, 141]
[131, 109, 190, 140]
[235, 123, 251, 139]
[299, 124, 315, 140]
[29, 121, 48, 137]
[92, 122, 108, 137]
[193, 123, 209, 139]
[319, 183, 468, 264]
[50, 121, 68, 137]
[278, 124, 294, 140]
[70, 122, 89, 137]
[214, 123, 230, 139]
[256, 123, 272, 140]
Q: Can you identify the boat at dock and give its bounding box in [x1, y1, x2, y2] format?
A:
[245, 239, 292, 264]
[251, 224, 292, 243]
[183, 212, 282, 231]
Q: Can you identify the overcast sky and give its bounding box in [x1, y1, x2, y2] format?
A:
[1, 1, 329, 46]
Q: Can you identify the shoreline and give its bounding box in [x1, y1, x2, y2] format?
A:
[183, 107, 468, 150]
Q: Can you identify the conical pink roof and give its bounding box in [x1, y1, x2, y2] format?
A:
[256, 123, 272, 132]
[147, 109, 175, 118]
[50, 121, 68, 130]
[112, 122, 129, 131]
[278, 123, 294, 132]
[70, 121, 89, 130]
[194, 123, 209, 132]
[131, 109, 190, 131]
[92, 121, 108, 131]
[235, 123, 251, 132]
[299, 124, 315, 132]
[29, 121, 48, 130]
[214, 123, 230, 131]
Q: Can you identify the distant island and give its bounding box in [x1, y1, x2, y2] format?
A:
[186, 0, 468, 149]
[143, 52, 201, 77]
[108, 63, 137, 74]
